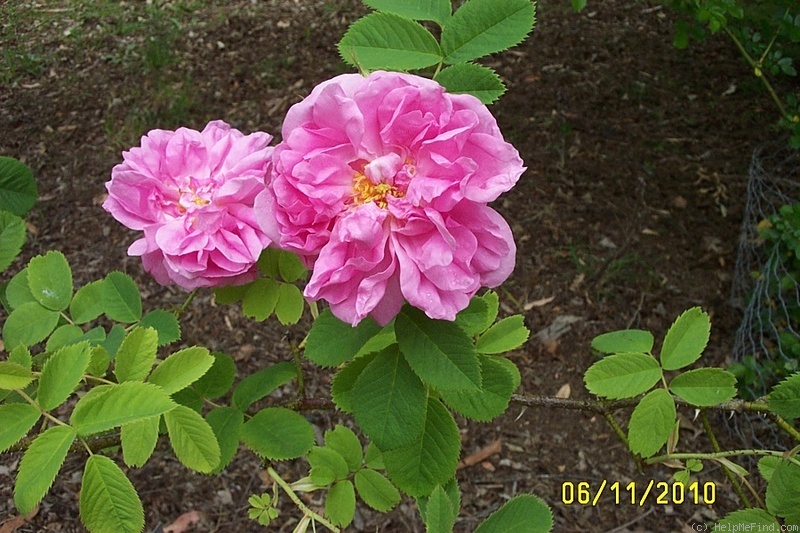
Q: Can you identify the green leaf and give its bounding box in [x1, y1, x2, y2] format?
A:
[441, 0, 535, 64]
[769, 371, 800, 420]
[396, 305, 481, 391]
[627, 388, 676, 457]
[766, 459, 800, 524]
[148, 346, 213, 394]
[87, 345, 111, 377]
[275, 282, 305, 325]
[0, 403, 40, 453]
[242, 278, 279, 321]
[27, 251, 72, 311]
[121, 416, 160, 468]
[101, 324, 126, 358]
[213, 284, 248, 305]
[164, 405, 221, 473]
[435, 63, 506, 104]
[339, 12, 443, 71]
[357, 321, 397, 356]
[114, 326, 159, 383]
[331, 352, 379, 413]
[232, 361, 296, 411]
[420, 478, 460, 525]
[139, 309, 181, 345]
[70, 280, 105, 324]
[454, 293, 491, 336]
[305, 308, 383, 367]
[591, 329, 654, 354]
[193, 352, 236, 399]
[717, 509, 779, 530]
[0, 211, 25, 272]
[583, 352, 662, 399]
[424, 484, 456, 533]
[364, 441, 385, 470]
[440, 355, 520, 421]
[309, 446, 351, 481]
[355, 469, 400, 512]
[80, 455, 144, 533]
[101, 271, 142, 323]
[9, 344, 32, 369]
[14, 425, 76, 514]
[474, 494, 553, 533]
[325, 425, 363, 472]
[45, 324, 84, 353]
[0, 361, 34, 390]
[5, 268, 34, 309]
[71, 381, 176, 436]
[206, 407, 244, 473]
[326, 480, 356, 528]
[351, 344, 428, 450]
[277, 251, 307, 282]
[241, 407, 315, 460]
[37, 341, 91, 410]
[758, 456, 782, 482]
[362, 0, 451, 25]
[3, 301, 60, 349]
[173, 387, 203, 413]
[0, 156, 38, 216]
[475, 315, 529, 354]
[660, 307, 711, 371]
[571, 0, 587, 11]
[669, 368, 737, 406]
[382, 397, 460, 497]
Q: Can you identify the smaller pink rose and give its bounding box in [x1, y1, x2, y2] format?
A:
[104, 120, 275, 290]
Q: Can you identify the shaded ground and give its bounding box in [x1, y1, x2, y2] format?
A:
[0, 0, 793, 531]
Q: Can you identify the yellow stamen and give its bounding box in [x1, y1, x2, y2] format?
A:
[352, 172, 402, 209]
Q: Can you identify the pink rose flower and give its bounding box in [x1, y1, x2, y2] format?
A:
[257, 72, 524, 326]
[104, 120, 274, 290]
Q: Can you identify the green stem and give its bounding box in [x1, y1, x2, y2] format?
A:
[266, 466, 341, 533]
[646, 449, 800, 468]
[769, 412, 800, 443]
[177, 288, 199, 315]
[16, 389, 68, 428]
[700, 411, 752, 507]
[722, 26, 789, 119]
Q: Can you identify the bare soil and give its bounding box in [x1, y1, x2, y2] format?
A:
[0, 1, 793, 532]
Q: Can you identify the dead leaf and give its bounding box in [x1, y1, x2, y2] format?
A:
[524, 295, 555, 310]
[569, 273, 585, 291]
[458, 439, 502, 469]
[0, 507, 38, 533]
[163, 511, 203, 533]
[555, 383, 571, 399]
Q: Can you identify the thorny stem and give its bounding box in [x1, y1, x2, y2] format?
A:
[769, 412, 800, 443]
[647, 449, 800, 469]
[266, 466, 341, 533]
[722, 26, 790, 120]
[700, 411, 752, 507]
[510, 394, 771, 415]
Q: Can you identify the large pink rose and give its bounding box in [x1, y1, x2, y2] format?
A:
[104, 120, 274, 290]
[257, 72, 524, 326]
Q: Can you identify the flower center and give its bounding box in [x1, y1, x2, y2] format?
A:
[175, 176, 213, 214]
[350, 155, 414, 209]
[352, 171, 403, 209]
